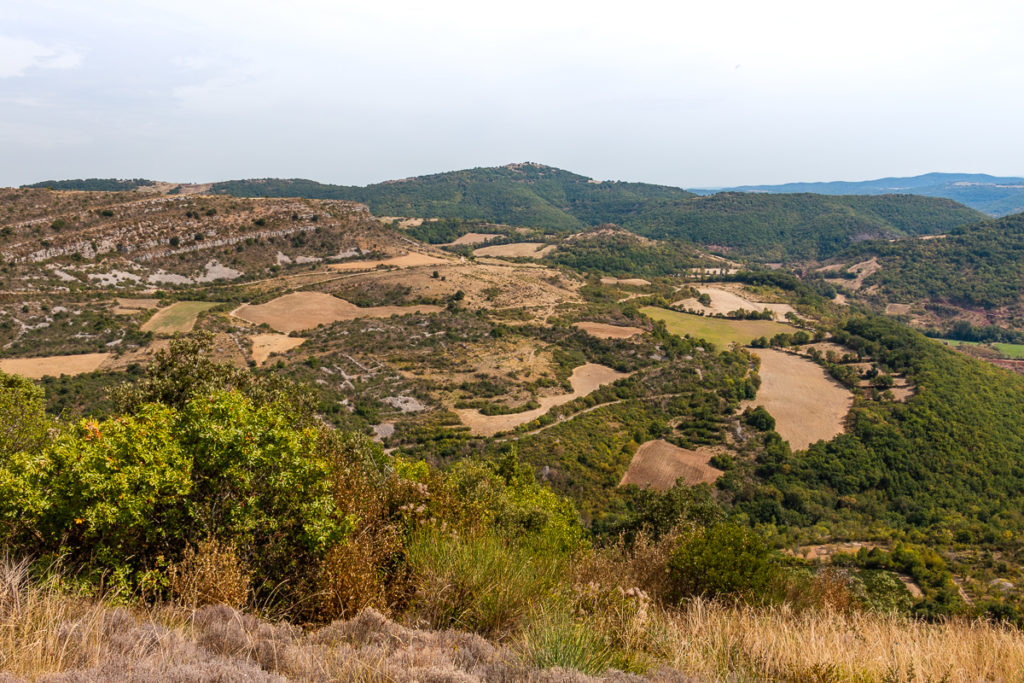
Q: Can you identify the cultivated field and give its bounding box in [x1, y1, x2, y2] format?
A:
[455, 363, 628, 436]
[573, 321, 644, 339]
[111, 298, 160, 314]
[140, 301, 220, 335]
[599, 277, 651, 286]
[326, 253, 447, 271]
[674, 285, 797, 319]
[232, 292, 442, 333]
[619, 439, 723, 490]
[447, 232, 501, 246]
[743, 348, 853, 450]
[640, 307, 796, 348]
[472, 242, 556, 258]
[0, 353, 111, 379]
[941, 339, 1024, 359]
[250, 333, 306, 365]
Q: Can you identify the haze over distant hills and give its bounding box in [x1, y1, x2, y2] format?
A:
[695, 172, 1024, 216]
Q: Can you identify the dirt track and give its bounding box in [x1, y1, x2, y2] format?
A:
[455, 363, 628, 436]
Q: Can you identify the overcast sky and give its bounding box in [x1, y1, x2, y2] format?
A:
[2, 0, 1023, 188]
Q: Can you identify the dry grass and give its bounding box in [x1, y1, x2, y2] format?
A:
[473, 242, 556, 258]
[3, 552, 1024, 682]
[168, 539, 251, 610]
[618, 440, 723, 490]
[232, 291, 442, 333]
[573, 322, 644, 340]
[140, 301, 220, 335]
[249, 333, 306, 365]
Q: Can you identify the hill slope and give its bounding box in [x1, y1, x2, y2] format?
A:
[708, 172, 1024, 217]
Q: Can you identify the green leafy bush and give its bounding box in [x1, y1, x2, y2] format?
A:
[667, 523, 778, 601]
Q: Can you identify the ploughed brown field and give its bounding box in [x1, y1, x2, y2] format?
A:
[743, 348, 853, 450]
[619, 439, 724, 490]
[231, 292, 442, 334]
[573, 321, 644, 339]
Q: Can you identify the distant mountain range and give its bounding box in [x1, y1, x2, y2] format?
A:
[694, 173, 1024, 216]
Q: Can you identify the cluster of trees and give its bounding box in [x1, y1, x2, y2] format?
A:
[23, 178, 156, 192]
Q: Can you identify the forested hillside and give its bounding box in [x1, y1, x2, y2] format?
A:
[208, 164, 983, 260]
[842, 213, 1024, 310]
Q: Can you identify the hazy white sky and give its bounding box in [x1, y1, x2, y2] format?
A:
[2, 0, 1023, 187]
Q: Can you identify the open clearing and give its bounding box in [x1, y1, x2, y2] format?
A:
[473, 242, 556, 258]
[619, 439, 723, 490]
[447, 232, 501, 246]
[743, 348, 853, 450]
[641, 307, 796, 348]
[140, 301, 220, 334]
[941, 339, 1024, 360]
[823, 257, 882, 290]
[233, 292, 442, 333]
[112, 298, 161, 314]
[600, 277, 651, 287]
[327, 253, 447, 272]
[250, 333, 306, 365]
[573, 321, 644, 339]
[0, 352, 111, 379]
[675, 285, 797, 319]
[455, 363, 628, 437]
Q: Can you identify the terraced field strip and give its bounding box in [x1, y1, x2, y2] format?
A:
[742, 348, 853, 450]
[455, 363, 629, 437]
[0, 352, 111, 379]
[326, 253, 447, 272]
[619, 439, 724, 490]
[573, 321, 644, 339]
[640, 306, 796, 347]
[472, 242, 556, 258]
[232, 291, 442, 334]
[140, 301, 220, 334]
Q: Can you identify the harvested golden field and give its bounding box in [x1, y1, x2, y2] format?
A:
[641, 307, 796, 348]
[140, 301, 220, 334]
[619, 439, 723, 490]
[599, 277, 651, 286]
[327, 252, 447, 271]
[232, 292, 442, 333]
[0, 353, 111, 379]
[455, 363, 628, 436]
[473, 242, 555, 258]
[573, 321, 644, 339]
[447, 232, 501, 245]
[250, 333, 306, 365]
[674, 285, 796, 319]
[743, 348, 853, 450]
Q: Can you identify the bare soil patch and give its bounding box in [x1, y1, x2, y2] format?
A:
[573, 321, 644, 339]
[885, 303, 913, 315]
[327, 253, 447, 272]
[472, 243, 556, 258]
[824, 257, 882, 291]
[250, 333, 306, 365]
[447, 232, 501, 246]
[140, 301, 220, 334]
[619, 439, 724, 490]
[674, 285, 797, 319]
[743, 348, 853, 450]
[455, 363, 628, 436]
[0, 353, 111, 379]
[600, 277, 651, 286]
[233, 292, 442, 333]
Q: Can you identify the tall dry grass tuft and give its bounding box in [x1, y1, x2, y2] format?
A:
[168, 538, 251, 609]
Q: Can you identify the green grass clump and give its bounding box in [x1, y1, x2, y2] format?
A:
[640, 306, 795, 348]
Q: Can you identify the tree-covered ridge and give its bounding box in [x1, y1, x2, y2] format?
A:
[210, 163, 698, 232]
[22, 178, 156, 192]
[208, 164, 982, 260]
[618, 192, 984, 260]
[841, 213, 1024, 310]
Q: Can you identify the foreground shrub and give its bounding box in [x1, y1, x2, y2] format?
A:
[405, 528, 566, 638]
[667, 523, 778, 602]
